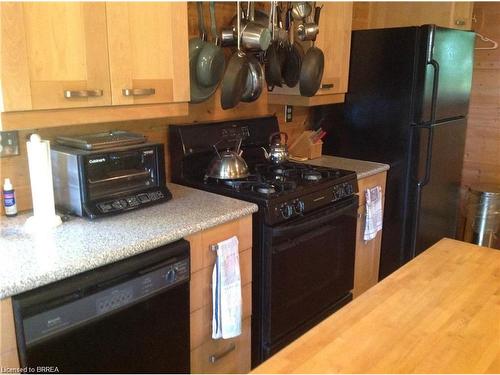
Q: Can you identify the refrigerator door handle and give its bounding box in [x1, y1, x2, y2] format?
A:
[427, 59, 440, 126]
[416, 59, 439, 186]
[411, 58, 439, 258]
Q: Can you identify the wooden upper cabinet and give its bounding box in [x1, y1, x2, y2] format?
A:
[267, 2, 353, 106]
[1, 2, 111, 111]
[314, 2, 353, 97]
[352, 2, 474, 30]
[106, 2, 190, 105]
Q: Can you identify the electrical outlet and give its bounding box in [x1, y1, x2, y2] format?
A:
[284, 105, 293, 122]
[0, 131, 20, 157]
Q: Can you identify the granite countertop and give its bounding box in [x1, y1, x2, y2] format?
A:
[0, 183, 258, 299]
[303, 155, 389, 179]
[253, 239, 500, 374]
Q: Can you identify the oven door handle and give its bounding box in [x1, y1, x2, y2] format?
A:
[87, 170, 150, 184]
[271, 197, 358, 238]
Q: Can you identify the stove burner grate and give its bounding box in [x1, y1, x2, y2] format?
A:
[303, 170, 322, 181]
[203, 161, 349, 198]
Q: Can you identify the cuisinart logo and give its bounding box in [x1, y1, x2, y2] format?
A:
[88, 157, 106, 164]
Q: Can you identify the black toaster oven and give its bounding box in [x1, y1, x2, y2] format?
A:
[51, 143, 171, 218]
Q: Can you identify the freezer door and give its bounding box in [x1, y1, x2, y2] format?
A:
[407, 118, 467, 257]
[415, 26, 475, 123]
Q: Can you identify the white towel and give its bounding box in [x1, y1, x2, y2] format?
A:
[212, 236, 242, 339]
[364, 186, 383, 241]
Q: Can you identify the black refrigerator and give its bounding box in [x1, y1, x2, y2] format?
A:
[313, 25, 475, 279]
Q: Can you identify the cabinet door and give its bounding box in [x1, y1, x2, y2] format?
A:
[352, 2, 473, 30]
[1, 2, 111, 111]
[353, 172, 387, 298]
[266, 2, 352, 105]
[353, 204, 383, 298]
[106, 2, 190, 106]
[315, 2, 353, 95]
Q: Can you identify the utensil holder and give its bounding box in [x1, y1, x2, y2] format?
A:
[289, 130, 323, 160]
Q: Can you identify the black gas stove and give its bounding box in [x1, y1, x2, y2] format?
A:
[202, 160, 356, 225]
[169, 116, 358, 368]
[169, 117, 357, 225]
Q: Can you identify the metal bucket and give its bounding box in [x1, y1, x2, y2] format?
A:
[463, 184, 500, 249]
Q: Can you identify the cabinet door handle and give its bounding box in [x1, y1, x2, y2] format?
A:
[321, 83, 334, 89]
[64, 89, 103, 98]
[209, 343, 236, 363]
[122, 88, 156, 97]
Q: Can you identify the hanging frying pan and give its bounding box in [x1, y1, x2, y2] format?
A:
[299, 5, 324, 97]
[241, 53, 264, 102]
[196, 1, 226, 88]
[221, 1, 249, 109]
[283, 7, 303, 87]
[190, 2, 218, 103]
[265, 2, 284, 89]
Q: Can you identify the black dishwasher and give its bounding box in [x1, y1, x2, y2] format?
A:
[12, 239, 190, 374]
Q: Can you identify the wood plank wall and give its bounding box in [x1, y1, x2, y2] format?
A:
[0, 2, 311, 215]
[458, 2, 500, 237]
[462, 2, 500, 189]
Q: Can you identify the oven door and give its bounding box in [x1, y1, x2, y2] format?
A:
[262, 196, 358, 356]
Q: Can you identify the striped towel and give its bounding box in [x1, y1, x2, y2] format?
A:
[212, 236, 242, 339]
[364, 186, 383, 241]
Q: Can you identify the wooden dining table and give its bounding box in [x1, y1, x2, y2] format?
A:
[252, 238, 500, 373]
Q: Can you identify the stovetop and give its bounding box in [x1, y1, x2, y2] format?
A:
[203, 161, 355, 201]
[181, 161, 358, 225]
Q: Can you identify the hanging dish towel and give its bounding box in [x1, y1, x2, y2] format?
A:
[212, 236, 242, 339]
[364, 186, 383, 241]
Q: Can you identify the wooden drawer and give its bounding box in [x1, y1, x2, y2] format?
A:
[190, 282, 252, 350]
[191, 318, 251, 374]
[187, 216, 252, 274]
[190, 247, 252, 313]
[357, 171, 387, 207]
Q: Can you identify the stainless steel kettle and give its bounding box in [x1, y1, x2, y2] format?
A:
[262, 132, 289, 164]
[206, 139, 250, 180]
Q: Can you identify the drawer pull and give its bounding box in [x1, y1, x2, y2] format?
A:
[64, 89, 103, 98]
[321, 83, 334, 89]
[209, 343, 236, 363]
[122, 88, 156, 97]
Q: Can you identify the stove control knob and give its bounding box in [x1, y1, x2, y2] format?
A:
[332, 186, 342, 200]
[294, 200, 305, 214]
[345, 184, 354, 195]
[165, 268, 176, 283]
[280, 204, 293, 219]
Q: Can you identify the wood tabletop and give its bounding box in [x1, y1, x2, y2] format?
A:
[252, 238, 500, 374]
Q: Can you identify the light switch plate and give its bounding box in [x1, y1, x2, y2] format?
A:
[0, 131, 20, 157]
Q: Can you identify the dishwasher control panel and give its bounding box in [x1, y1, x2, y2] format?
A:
[21, 257, 189, 345]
